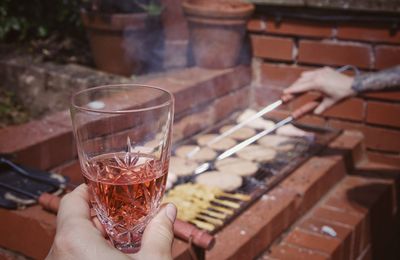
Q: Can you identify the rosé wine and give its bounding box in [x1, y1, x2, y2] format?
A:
[83, 152, 168, 253]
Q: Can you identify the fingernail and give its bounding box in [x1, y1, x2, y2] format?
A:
[165, 203, 177, 222]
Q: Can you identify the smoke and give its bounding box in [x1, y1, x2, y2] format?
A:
[122, 15, 164, 75]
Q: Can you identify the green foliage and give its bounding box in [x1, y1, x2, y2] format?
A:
[0, 0, 83, 42]
[82, 0, 162, 15]
[0, 89, 29, 127]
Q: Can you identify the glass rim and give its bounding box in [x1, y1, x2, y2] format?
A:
[71, 84, 174, 114]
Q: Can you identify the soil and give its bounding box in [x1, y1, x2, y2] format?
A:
[0, 89, 30, 128]
[0, 33, 93, 128]
[28, 33, 93, 66]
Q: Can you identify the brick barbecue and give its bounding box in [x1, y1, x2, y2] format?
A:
[1, 1, 400, 260]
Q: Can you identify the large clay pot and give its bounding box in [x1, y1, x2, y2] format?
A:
[81, 10, 159, 76]
[182, 0, 254, 69]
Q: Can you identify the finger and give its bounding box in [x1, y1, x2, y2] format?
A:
[92, 216, 107, 237]
[299, 70, 318, 78]
[314, 98, 336, 114]
[284, 80, 318, 94]
[57, 184, 91, 224]
[138, 203, 176, 258]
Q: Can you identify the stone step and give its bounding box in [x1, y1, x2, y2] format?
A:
[260, 175, 398, 260]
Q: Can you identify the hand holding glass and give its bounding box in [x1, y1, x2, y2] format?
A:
[70, 85, 174, 253]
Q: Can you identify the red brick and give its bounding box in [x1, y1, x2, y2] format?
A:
[266, 109, 291, 121]
[366, 101, 400, 128]
[266, 19, 333, 38]
[161, 0, 189, 41]
[358, 244, 372, 260]
[296, 114, 326, 127]
[347, 178, 395, 259]
[357, 159, 400, 171]
[172, 107, 213, 142]
[289, 92, 321, 111]
[279, 156, 346, 214]
[298, 40, 372, 69]
[251, 35, 294, 61]
[284, 228, 342, 259]
[299, 218, 352, 260]
[213, 87, 250, 121]
[326, 130, 366, 170]
[268, 243, 329, 260]
[322, 98, 365, 122]
[0, 111, 75, 170]
[313, 207, 364, 257]
[363, 90, 400, 102]
[375, 45, 400, 69]
[254, 87, 283, 107]
[337, 24, 400, 44]
[0, 206, 55, 259]
[206, 187, 300, 260]
[327, 119, 367, 136]
[148, 66, 251, 115]
[324, 176, 396, 259]
[247, 18, 266, 32]
[366, 150, 400, 168]
[260, 63, 311, 88]
[365, 125, 400, 152]
[163, 40, 188, 69]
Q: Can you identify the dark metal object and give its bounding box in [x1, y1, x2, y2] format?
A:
[0, 157, 67, 209]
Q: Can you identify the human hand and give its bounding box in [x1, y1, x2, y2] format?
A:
[284, 67, 355, 114]
[46, 184, 176, 260]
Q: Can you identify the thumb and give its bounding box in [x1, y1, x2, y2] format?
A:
[314, 98, 335, 115]
[138, 203, 176, 259]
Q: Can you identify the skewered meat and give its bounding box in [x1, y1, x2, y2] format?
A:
[175, 145, 217, 162]
[276, 124, 313, 138]
[219, 124, 256, 140]
[196, 171, 243, 191]
[236, 109, 275, 130]
[215, 157, 258, 176]
[169, 156, 198, 176]
[236, 144, 277, 162]
[258, 134, 295, 152]
[197, 134, 237, 151]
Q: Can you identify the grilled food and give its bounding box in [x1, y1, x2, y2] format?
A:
[175, 145, 217, 162]
[219, 124, 256, 140]
[215, 157, 258, 176]
[258, 134, 295, 152]
[196, 134, 237, 151]
[236, 144, 277, 162]
[196, 171, 243, 191]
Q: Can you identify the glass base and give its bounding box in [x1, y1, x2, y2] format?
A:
[116, 241, 141, 254]
[108, 226, 144, 254]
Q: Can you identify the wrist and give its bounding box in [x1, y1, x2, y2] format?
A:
[350, 75, 362, 93]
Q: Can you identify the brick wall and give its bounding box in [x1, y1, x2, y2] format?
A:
[248, 11, 400, 168]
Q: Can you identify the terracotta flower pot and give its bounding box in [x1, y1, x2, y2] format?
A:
[182, 0, 254, 69]
[81, 10, 159, 76]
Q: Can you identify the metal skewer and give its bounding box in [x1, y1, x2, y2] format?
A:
[186, 98, 287, 158]
[194, 100, 321, 175]
[187, 65, 358, 160]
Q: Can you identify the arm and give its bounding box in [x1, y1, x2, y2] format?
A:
[352, 65, 400, 92]
[284, 66, 400, 114]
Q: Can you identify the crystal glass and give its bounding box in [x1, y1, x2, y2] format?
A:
[70, 84, 174, 253]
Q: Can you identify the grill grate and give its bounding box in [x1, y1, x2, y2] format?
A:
[168, 111, 341, 233]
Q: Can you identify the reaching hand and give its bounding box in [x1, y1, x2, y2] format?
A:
[284, 67, 355, 114]
[46, 184, 176, 260]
